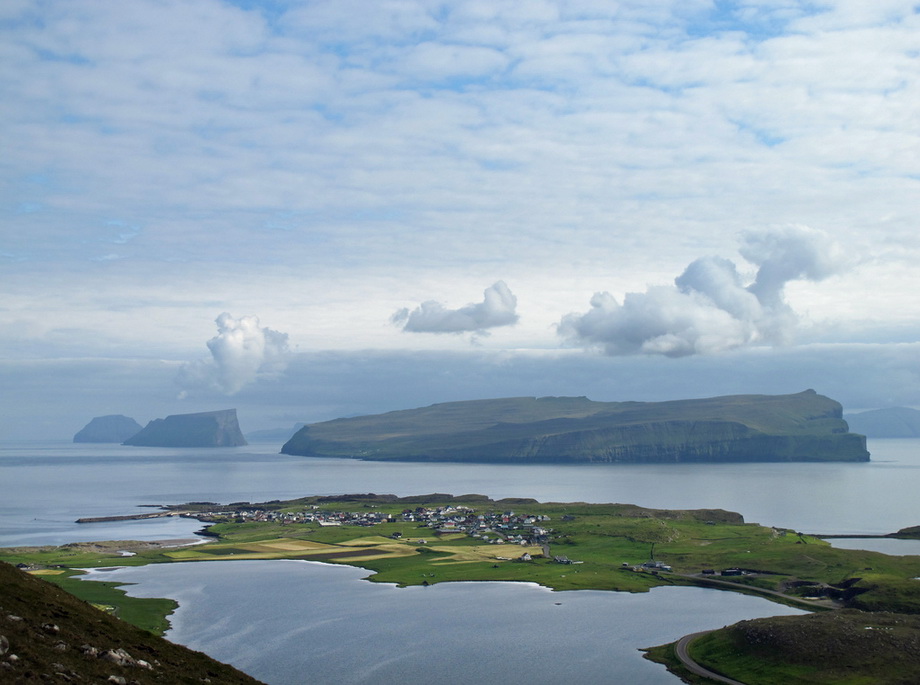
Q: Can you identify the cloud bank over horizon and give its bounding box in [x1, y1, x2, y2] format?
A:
[392, 281, 520, 336]
[3, 1, 920, 439]
[177, 312, 290, 395]
[560, 226, 848, 357]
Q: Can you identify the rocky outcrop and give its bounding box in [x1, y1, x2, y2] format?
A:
[124, 409, 246, 448]
[73, 415, 142, 443]
[282, 390, 869, 464]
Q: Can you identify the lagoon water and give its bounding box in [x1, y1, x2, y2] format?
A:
[3, 438, 919, 683]
[82, 560, 807, 685]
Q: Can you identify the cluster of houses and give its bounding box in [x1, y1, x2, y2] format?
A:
[409, 505, 553, 546]
[187, 506, 397, 527]
[187, 504, 554, 547]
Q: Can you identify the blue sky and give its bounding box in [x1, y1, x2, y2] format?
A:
[2, 0, 920, 439]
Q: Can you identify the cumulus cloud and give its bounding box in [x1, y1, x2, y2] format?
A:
[392, 281, 519, 335]
[559, 226, 848, 357]
[178, 313, 290, 394]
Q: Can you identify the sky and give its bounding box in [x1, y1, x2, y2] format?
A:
[2, 0, 920, 440]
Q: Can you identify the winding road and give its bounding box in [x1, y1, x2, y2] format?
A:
[664, 572, 834, 684]
[673, 631, 748, 685]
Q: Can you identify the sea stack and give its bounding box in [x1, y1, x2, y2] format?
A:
[73, 415, 143, 443]
[124, 409, 247, 448]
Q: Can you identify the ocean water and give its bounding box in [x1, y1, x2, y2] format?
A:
[2, 438, 920, 547]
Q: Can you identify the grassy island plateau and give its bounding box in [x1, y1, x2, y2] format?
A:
[281, 390, 869, 463]
[3, 493, 920, 683]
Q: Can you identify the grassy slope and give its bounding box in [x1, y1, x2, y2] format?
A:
[686, 610, 920, 685]
[0, 561, 264, 684]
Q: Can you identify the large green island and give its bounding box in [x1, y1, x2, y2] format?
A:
[3, 493, 919, 683]
[280, 390, 870, 463]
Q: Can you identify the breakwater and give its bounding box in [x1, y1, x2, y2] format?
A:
[76, 511, 181, 524]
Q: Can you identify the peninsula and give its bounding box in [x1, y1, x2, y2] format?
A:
[124, 409, 246, 448]
[281, 390, 869, 463]
[4, 493, 920, 684]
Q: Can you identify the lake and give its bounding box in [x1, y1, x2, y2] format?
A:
[2, 438, 918, 684]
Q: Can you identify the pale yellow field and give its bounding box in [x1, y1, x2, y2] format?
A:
[337, 536, 400, 547]
[28, 569, 66, 576]
[154, 532, 539, 565]
[429, 544, 542, 565]
[246, 539, 337, 552]
[162, 536, 422, 562]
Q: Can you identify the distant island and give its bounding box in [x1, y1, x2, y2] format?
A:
[73, 414, 142, 443]
[844, 406, 920, 438]
[124, 409, 247, 448]
[281, 390, 869, 463]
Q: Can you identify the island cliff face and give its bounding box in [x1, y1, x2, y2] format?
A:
[281, 390, 869, 464]
[124, 409, 247, 448]
[73, 414, 143, 443]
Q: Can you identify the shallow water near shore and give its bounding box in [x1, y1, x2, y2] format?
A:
[82, 560, 807, 685]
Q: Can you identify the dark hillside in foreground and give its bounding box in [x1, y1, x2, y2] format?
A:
[0, 561, 263, 684]
[282, 390, 869, 463]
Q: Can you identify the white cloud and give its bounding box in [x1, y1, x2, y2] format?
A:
[2, 0, 920, 372]
[178, 313, 290, 394]
[559, 226, 849, 356]
[392, 280, 519, 335]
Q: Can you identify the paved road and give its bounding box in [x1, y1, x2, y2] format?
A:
[674, 631, 748, 685]
[673, 572, 836, 611]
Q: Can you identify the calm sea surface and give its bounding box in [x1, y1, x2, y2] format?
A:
[3, 438, 920, 546]
[3, 439, 918, 684]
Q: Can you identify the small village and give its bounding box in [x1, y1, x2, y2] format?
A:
[188, 503, 556, 548]
[184, 504, 732, 570]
